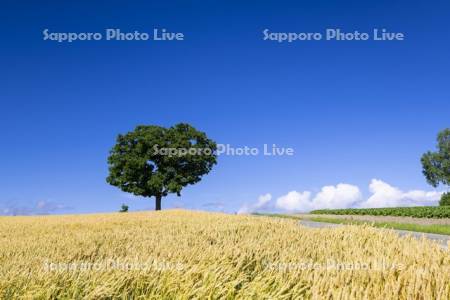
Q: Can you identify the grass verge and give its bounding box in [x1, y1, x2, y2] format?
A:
[308, 216, 450, 236]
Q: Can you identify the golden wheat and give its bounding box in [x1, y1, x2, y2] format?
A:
[0, 210, 449, 299]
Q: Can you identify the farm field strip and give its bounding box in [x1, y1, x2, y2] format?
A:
[298, 219, 450, 249]
[1, 210, 449, 299]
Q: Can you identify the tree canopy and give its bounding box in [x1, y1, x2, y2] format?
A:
[107, 123, 217, 210]
[421, 128, 450, 188]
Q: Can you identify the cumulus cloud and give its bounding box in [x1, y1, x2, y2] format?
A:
[256, 193, 272, 207]
[313, 184, 362, 209]
[275, 184, 361, 212]
[237, 193, 272, 214]
[275, 191, 312, 212]
[360, 179, 442, 208]
[260, 179, 442, 213]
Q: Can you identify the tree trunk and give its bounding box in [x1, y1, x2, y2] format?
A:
[155, 194, 162, 211]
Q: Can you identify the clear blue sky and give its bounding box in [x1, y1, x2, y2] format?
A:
[1, 1, 449, 214]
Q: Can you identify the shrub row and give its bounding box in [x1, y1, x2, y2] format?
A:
[310, 206, 450, 219]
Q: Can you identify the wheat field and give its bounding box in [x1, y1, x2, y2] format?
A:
[0, 210, 449, 299]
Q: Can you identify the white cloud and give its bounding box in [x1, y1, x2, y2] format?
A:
[275, 191, 312, 212]
[255, 193, 272, 208]
[270, 179, 442, 213]
[313, 184, 362, 209]
[237, 193, 272, 214]
[275, 184, 361, 212]
[360, 179, 441, 208]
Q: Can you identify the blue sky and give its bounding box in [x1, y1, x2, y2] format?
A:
[1, 1, 449, 215]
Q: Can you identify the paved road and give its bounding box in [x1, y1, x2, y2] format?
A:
[299, 220, 450, 249]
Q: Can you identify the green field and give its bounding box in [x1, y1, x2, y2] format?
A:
[307, 216, 450, 236]
[311, 206, 450, 218]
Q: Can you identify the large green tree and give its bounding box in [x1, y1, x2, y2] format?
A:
[107, 123, 217, 210]
[421, 128, 450, 205]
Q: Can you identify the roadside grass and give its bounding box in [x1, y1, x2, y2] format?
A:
[308, 216, 450, 236]
[254, 213, 450, 236]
